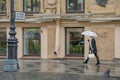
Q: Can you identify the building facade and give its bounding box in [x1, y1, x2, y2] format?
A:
[0, 0, 120, 60]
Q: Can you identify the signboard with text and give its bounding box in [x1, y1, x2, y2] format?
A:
[15, 12, 25, 20]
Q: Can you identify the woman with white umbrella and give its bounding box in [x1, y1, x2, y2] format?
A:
[82, 31, 100, 65]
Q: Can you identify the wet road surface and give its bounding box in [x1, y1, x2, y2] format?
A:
[0, 59, 119, 77]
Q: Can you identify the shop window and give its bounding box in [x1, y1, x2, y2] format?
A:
[23, 28, 41, 56]
[66, 0, 84, 13]
[0, 0, 6, 15]
[65, 27, 84, 56]
[23, 0, 40, 14]
[0, 28, 6, 55]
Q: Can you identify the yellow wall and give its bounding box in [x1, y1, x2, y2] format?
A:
[1, 0, 120, 60]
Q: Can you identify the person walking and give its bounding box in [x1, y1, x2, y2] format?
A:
[83, 36, 100, 65]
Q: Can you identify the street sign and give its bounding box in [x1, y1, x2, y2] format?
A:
[15, 12, 25, 20]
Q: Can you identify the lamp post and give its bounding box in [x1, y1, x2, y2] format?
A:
[4, 0, 19, 71]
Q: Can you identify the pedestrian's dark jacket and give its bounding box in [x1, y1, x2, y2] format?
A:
[91, 38, 97, 53]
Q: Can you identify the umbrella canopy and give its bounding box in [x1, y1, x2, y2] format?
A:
[81, 31, 98, 37]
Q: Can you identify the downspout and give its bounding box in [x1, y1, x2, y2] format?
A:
[54, 19, 60, 55]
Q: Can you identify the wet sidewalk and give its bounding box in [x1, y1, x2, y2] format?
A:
[0, 59, 120, 80]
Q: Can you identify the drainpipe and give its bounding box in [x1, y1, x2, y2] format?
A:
[54, 19, 60, 55]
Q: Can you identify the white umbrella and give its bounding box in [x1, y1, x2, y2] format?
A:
[81, 31, 98, 37]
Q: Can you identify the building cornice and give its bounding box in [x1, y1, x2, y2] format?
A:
[1, 14, 120, 23]
[33, 14, 120, 23]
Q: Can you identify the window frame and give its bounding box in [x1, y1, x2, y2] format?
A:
[0, 0, 6, 15]
[65, 27, 84, 57]
[0, 28, 7, 56]
[66, 0, 85, 13]
[23, 0, 41, 15]
[23, 27, 41, 56]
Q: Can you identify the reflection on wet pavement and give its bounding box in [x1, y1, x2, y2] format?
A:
[18, 60, 120, 77]
[0, 60, 120, 77]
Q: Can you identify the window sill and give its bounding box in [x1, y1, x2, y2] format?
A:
[66, 11, 84, 13]
[25, 12, 42, 16]
[0, 13, 6, 16]
[0, 55, 6, 59]
[63, 56, 84, 60]
[21, 56, 40, 60]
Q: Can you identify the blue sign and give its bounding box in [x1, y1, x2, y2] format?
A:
[15, 12, 25, 20]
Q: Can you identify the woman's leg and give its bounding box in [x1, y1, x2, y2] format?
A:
[94, 53, 100, 65]
[84, 57, 89, 64]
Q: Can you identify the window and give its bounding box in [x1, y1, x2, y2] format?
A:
[23, 28, 41, 56]
[0, 0, 6, 14]
[66, 0, 84, 13]
[23, 0, 40, 13]
[0, 28, 6, 56]
[65, 27, 84, 56]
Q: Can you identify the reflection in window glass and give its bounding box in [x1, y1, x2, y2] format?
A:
[23, 28, 40, 56]
[0, 0, 6, 12]
[0, 28, 6, 55]
[77, 0, 84, 11]
[24, 0, 40, 12]
[67, 0, 84, 13]
[67, 0, 75, 10]
[66, 28, 84, 56]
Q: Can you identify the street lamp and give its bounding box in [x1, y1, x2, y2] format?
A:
[4, 0, 19, 71]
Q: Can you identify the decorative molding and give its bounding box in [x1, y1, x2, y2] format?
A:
[33, 14, 120, 23]
[44, 0, 57, 14]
